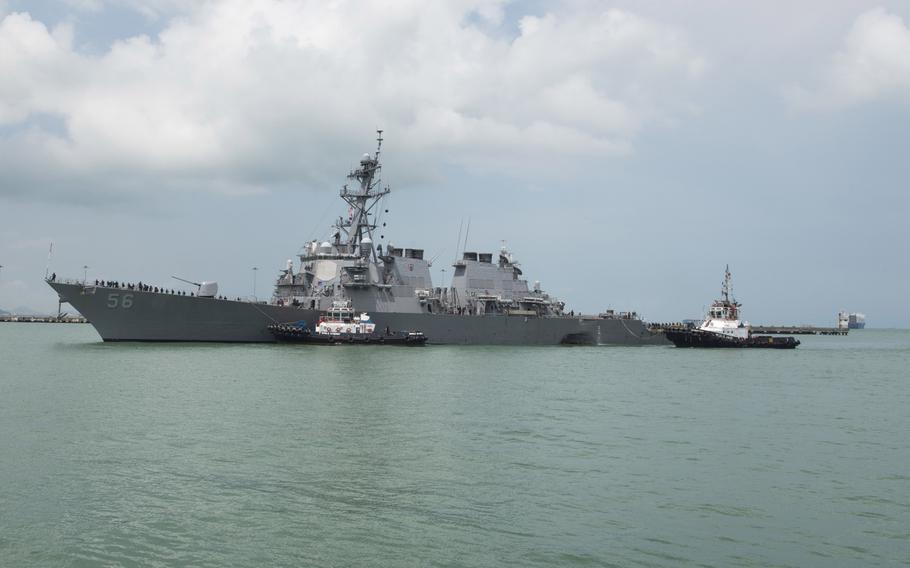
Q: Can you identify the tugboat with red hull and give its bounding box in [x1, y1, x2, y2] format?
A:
[664, 266, 799, 349]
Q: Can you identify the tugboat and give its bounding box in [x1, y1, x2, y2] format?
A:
[664, 266, 799, 349]
[268, 300, 427, 345]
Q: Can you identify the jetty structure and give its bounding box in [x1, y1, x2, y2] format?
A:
[749, 325, 847, 336]
[46, 131, 666, 345]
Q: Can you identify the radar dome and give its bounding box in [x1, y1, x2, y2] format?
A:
[319, 241, 332, 254]
[360, 236, 373, 257]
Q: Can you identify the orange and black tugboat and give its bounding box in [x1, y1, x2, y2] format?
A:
[664, 266, 799, 349]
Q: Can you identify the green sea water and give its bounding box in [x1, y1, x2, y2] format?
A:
[1, 324, 908, 567]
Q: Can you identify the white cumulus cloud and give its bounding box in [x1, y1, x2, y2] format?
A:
[0, 0, 706, 201]
[788, 7, 910, 110]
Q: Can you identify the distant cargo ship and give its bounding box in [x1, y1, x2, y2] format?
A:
[837, 311, 866, 330]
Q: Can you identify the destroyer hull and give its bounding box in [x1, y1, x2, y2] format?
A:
[49, 281, 667, 346]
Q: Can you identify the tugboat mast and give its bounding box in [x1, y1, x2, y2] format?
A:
[718, 264, 740, 320]
[722, 263, 732, 303]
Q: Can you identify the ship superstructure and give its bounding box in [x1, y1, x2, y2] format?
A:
[697, 265, 749, 340]
[271, 132, 564, 319]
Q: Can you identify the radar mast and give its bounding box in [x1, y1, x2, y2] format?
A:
[338, 129, 390, 262]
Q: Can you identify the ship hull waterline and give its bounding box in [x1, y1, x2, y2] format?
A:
[49, 281, 668, 346]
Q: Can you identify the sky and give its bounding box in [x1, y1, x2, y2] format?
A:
[0, 0, 908, 326]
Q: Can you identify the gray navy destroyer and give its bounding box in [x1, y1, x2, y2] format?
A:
[47, 132, 665, 345]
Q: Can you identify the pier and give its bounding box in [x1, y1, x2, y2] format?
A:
[750, 326, 847, 336]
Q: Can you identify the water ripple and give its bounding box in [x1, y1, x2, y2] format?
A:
[1, 326, 909, 566]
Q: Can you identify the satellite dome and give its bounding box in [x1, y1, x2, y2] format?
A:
[319, 241, 332, 254]
[360, 236, 373, 257]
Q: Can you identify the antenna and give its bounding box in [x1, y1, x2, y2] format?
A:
[428, 249, 445, 267]
[44, 242, 53, 279]
[463, 218, 471, 254]
[375, 129, 383, 161]
[454, 218, 463, 260]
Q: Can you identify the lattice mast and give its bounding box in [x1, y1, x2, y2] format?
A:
[337, 130, 390, 262]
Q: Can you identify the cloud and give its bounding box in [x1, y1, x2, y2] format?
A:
[788, 8, 910, 110]
[0, 1, 706, 202]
